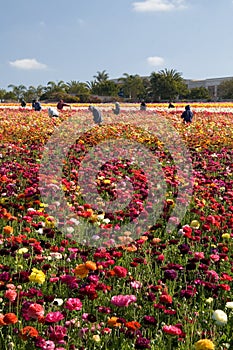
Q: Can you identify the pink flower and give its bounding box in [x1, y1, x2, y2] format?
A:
[206, 270, 219, 282]
[162, 325, 182, 336]
[130, 281, 142, 289]
[111, 294, 137, 307]
[64, 298, 82, 311]
[194, 252, 205, 260]
[210, 254, 220, 262]
[45, 311, 64, 323]
[4, 289, 17, 302]
[27, 303, 45, 319]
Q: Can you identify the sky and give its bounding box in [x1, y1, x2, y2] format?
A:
[1, 0, 233, 90]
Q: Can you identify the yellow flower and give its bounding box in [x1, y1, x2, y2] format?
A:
[194, 339, 215, 350]
[29, 268, 46, 284]
[45, 216, 56, 228]
[92, 335, 101, 342]
[222, 233, 230, 240]
[17, 248, 28, 255]
[103, 179, 111, 184]
[190, 220, 200, 229]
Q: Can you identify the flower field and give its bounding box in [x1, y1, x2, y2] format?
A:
[0, 104, 233, 350]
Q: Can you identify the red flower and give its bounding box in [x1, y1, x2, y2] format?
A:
[113, 266, 128, 278]
[159, 294, 172, 304]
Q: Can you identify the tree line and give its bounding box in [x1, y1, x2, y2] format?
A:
[1, 68, 230, 103]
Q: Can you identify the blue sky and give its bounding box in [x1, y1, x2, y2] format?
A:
[1, 0, 233, 89]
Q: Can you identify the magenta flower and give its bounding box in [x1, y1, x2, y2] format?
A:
[111, 294, 137, 307]
[64, 298, 82, 311]
[45, 311, 64, 323]
[48, 325, 67, 343]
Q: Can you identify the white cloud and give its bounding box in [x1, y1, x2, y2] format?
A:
[132, 0, 186, 12]
[147, 56, 165, 66]
[9, 58, 47, 70]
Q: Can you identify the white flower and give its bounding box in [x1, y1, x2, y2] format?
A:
[212, 309, 228, 325]
[52, 298, 64, 306]
[49, 252, 63, 260]
[206, 297, 214, 304]
[226, 302, 233, 309]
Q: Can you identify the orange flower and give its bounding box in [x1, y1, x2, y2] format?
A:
[85, 261, 97, 271]
[125, 321, 141, 331]
[3, 313, 18, 325]
[107, 317, 122, 327]
[20, 326, 39, 340]
[3, 225, 13, 235]
[73, 264, 89, 278]
[106, 270, 116, 277]
[121, 245, 137, 252]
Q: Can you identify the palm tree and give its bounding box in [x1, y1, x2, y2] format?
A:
[66, 80, 89, 95]
[150, 69, 187, 101]
[7, 84, 27, 100]
[93, 70, 109, 83]
[46, 80, 67, 93]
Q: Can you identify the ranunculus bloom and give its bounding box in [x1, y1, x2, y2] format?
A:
[48, 325, 67, 342]
[212, 309, 228, 325]
[190, 220, 200, 229]
[45, 311, 64, 323]
[85, 261, 97, 271]
[29, 268, 46, 284]
[107, 317, 122, 327]
[113, 266, 128, 278]
[73, 264, 89, 278]
[162, 325, 182, 336]
[3, 313, 18, 325]
[4, 289, 17, 302]
[159, 294, 172, 304]
[194, 339, 215, 350]
[3, 225, 13, 235]
[64, 298, 82, 311]
[20, 326, 39, 340]
[27, 303, 45, 319]
[111, 295, 137, 307]
[226, 301, 233, 309]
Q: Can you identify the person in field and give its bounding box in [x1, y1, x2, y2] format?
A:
[34, 100, 42, 111]
[20, 99, 26, 107]
[140, 100, 146, 111]
[112, 102, 120, 115]
[88, 105, 103, 125]
[48, 107, 59, 117]
[181, 104, 193, 123]
[57, 99, 71, 110]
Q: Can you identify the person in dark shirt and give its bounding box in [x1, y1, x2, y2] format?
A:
[140, 100, 146, 111]
[20, 99, 26, 107]
[34, 100, 42, 111]
[181, 105, 193, 123]
[168, 102, 175, 108]
[57, 100, 71, 110]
